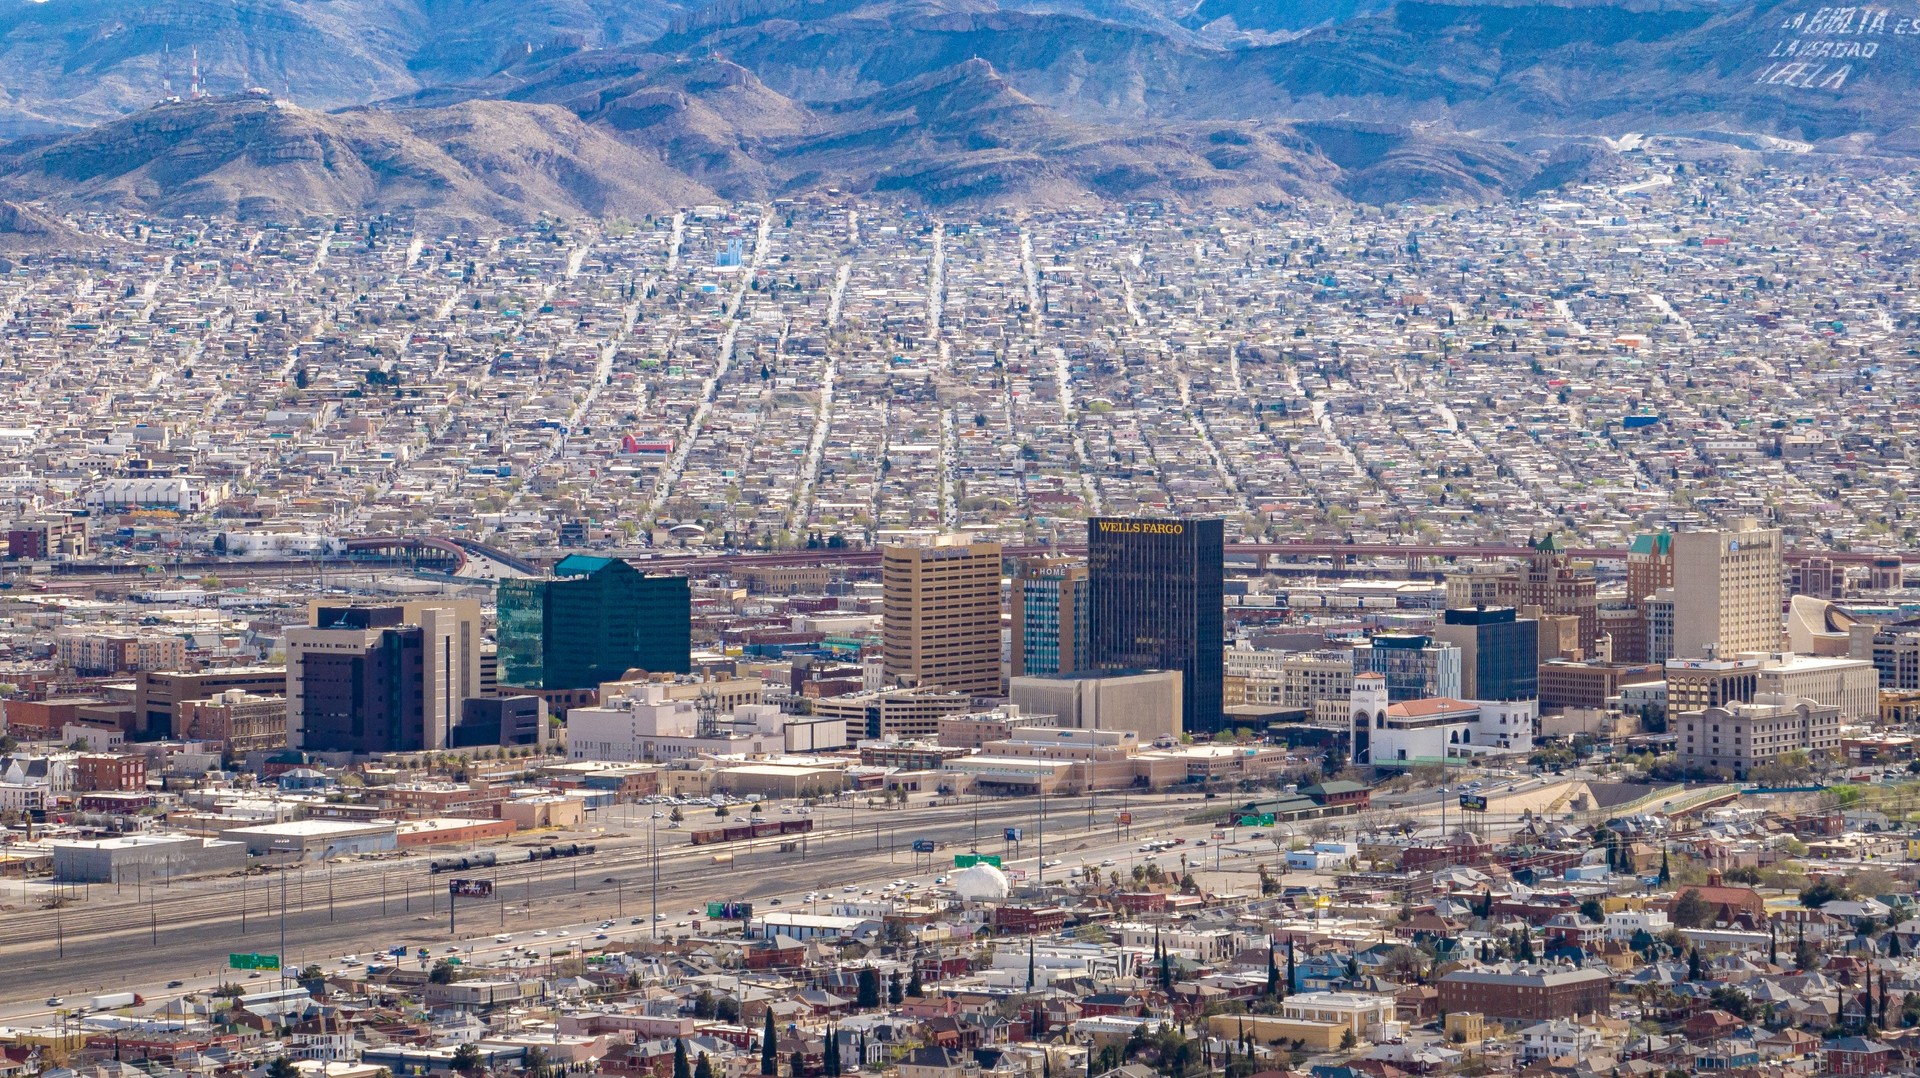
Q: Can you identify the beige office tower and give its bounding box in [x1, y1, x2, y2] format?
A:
[1672, 521, 1784, 660]
[882, 536, 1005, 697]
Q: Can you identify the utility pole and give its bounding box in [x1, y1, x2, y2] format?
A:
[279, 867, 288, 988]
[1038, 784, 1047, 890]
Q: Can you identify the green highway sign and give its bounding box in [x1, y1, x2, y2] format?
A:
[1238, 814, 1275, 827]
[953, 853, 1003, 868]
[229, 953, 281, 971]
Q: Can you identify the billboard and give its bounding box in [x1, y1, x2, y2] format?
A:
[706, 901, 754, 920]
[1458, 794, 1488, 812]
[448, 878, 494, 898]
[911, 839, 937, 853]
[1004, 827, 1023, 842]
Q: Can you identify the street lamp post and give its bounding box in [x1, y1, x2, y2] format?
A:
[1037, 784, 1047, 890]
[650, 810, 662, 941]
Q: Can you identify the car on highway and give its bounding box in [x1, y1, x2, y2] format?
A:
[495, 934, 513, 942]
[769, 897, 783, 905]
[630, 918, 644, 925]
[533, 929, 548, 936]
[1100, 859, 1115, 866]
[166, 980, 184, 988]
[595, 933, 609, 940]
[45, 998, 61, 1007]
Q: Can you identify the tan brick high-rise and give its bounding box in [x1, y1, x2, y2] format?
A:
[1672, 520, 1784, 660]
[882, 536, 1004, 697]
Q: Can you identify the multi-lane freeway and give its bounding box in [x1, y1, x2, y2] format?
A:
[0, 791, 1196, 1009]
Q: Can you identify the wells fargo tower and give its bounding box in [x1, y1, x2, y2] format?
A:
[1087, 517, 1224, 735]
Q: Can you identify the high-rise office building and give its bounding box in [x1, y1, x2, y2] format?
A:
[1087, 516, 1223, 734]
[1353, 634, 1462, 702]
[498, 555, 692, 690]
[286, 600, 483, 754]
[1011, 556, 1088, 678]
[1435, 607, 1539, 702]
[1672, 520, 1784, 659]
[881, 536, 1005, 697]
[1513, 535, 1597, 656]
[1617, 531, 1676, 664]
[1626, 532, 1675, 604]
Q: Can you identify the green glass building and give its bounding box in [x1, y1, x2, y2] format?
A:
[497, 555, 692, 690]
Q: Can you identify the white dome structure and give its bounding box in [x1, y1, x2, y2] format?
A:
[949, 863, 1011, 902]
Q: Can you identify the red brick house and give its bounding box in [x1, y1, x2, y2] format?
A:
[1826, 1037, 1898, 1075]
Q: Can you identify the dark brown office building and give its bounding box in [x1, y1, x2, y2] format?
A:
[1087, 517, 1223, 735]
[135, 667, 288, 741]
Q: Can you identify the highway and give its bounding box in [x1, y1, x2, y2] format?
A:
[0, 791, 1199, 1010]
[14, 535, 1905, 595]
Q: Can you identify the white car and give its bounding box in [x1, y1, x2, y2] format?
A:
[533, 929, 548, 936]
[495, 934, 513, 943]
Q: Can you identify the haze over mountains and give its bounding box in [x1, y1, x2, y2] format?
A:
[0, 0, 1911, 221]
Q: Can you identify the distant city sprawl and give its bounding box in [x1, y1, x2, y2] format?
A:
[0, 154, 1913, 550]
[9, 149, 1920, 1078]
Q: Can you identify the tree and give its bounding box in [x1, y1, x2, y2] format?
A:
[1802, 880, 1853, 908]
[762, 1009, 779, 1076]
[1794, 936, 1821, 972]
[452, 1044, 484, 1076]
[695, 1054, 714, 1078]
[907, 964, 924, 997]
[1580, 898, 1606, 924]
[524, 1048, 551, 1078]
[429, 960, 457, 985]
[889, 969, 904, 1005]
[1266, 945, 1280, 997]
[1672, 888, 1712, 928]
[791, 1052, 805, 1078]
[670, 806, 684, 823]
[1339, 1028, 1357, 1050]
[674, 1039, 691, 1078]
[856, 968, 880, 1009]
[267, 1058, 300, 1078]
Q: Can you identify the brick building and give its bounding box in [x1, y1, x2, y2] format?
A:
[74, 753, 146, 793]
[1436, 964, 1611, 1020]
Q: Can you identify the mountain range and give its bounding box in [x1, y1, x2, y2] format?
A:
[0, 0, 1912, 222]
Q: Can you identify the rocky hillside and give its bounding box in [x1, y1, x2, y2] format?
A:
[0, 0, 1913, 219]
